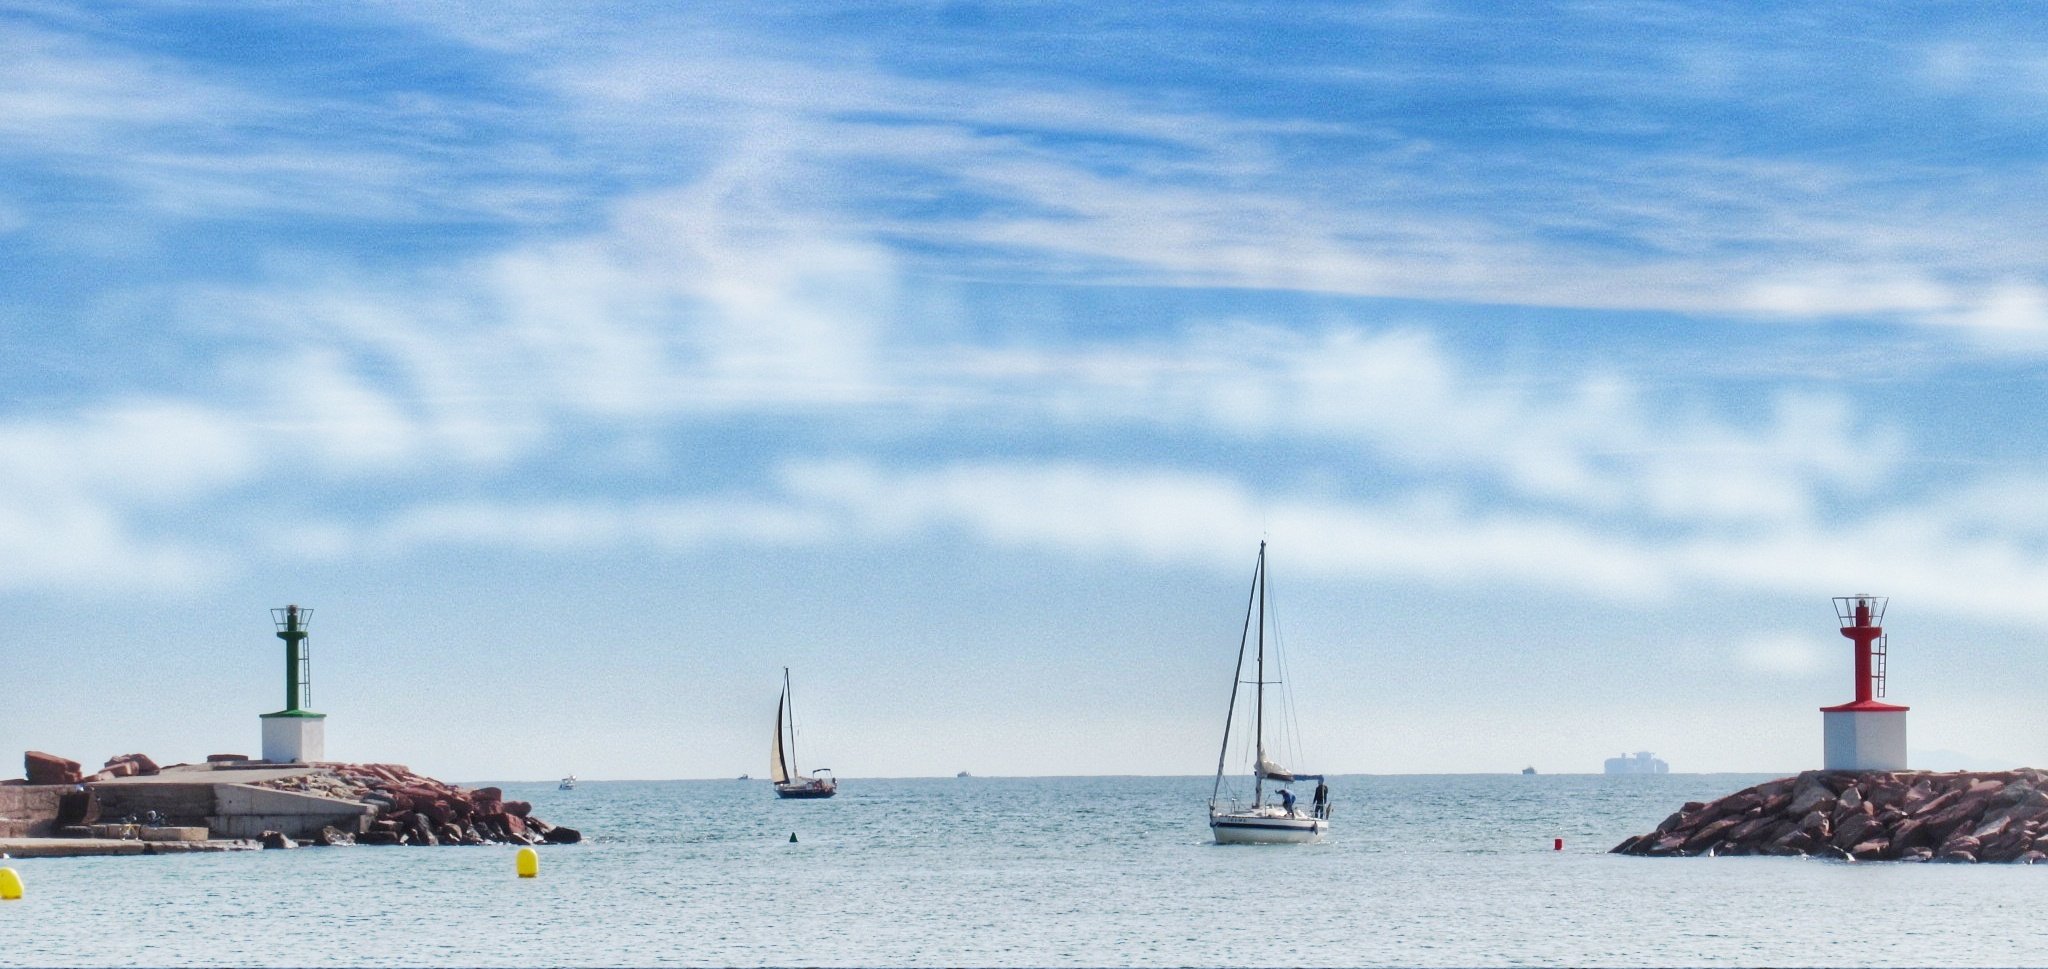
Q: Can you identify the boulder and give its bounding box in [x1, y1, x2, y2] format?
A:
[314, 825, 356, 847]
[1787, 775, 1833, 816]
[103, 753, 160, 775]
[1831, 813, 1883, 851]
[1900, 780, 1938, 813]
[97, 761, 140, 779]
[504, 800, 532, 818]
[25, 750, 82, 785]
[259, 831, 297, 850]
[1910, 788, 1961, 818]
[1799, 809, 1831, 839]
[357, 831, 401, 846]
[408, 814, 440, 847]
[1849, 838, 1890, 860]
[541, 825, 582, 844]
[472, 787, 504, 802]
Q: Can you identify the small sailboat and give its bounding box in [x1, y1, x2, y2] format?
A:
[771, 667, 836, 799]
[558, 775, 576, 790]
[1208, 541, 1331, 844]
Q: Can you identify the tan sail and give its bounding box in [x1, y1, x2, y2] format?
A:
[770, 693, 791, 784]
[1255, 756, 1294, 783]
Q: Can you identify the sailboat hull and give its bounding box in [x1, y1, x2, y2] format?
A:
[1209, 813, 1329, 844]
[774, 780, 837, 799]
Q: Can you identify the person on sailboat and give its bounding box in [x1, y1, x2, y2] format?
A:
[1312, 781, 1329, 819]
[1279, 788, 1297, 816]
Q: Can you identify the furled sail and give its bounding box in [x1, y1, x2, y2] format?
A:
[1255, 757, 1294, 783]
[770, 693, 791, 784]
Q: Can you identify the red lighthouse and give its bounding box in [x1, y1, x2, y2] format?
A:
[1819, 594, 1908, 770]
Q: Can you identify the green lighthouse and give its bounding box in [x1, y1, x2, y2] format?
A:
[258, 604, 326, 763]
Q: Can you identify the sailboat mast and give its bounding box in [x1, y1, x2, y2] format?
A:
[1212, 544, 1263, 808]
[1254, 541, 1266, 806]
[784, 667, 798, 776]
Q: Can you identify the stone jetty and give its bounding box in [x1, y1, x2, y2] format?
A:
[252, 761, 582, 847]
[1614, 769, 2048, 862]
[3, 751, 580, 855]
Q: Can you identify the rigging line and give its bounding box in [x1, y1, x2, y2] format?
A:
[1212, 542, 1263, 809]
[1268, 570, 1309, 774]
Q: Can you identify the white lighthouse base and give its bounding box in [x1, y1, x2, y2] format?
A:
[1823, 709, 1906, 771]
[260, 714, 326, 764]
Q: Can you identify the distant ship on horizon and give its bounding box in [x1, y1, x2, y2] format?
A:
[1604, 751, 1669, 775]
[1521, 766, 1536, 775]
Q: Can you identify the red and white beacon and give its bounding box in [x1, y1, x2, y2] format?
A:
[1821, 594, 1908, 771]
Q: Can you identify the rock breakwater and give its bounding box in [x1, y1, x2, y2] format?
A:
[252, 762, 582, 847]
[1614, 769, 2048, 862]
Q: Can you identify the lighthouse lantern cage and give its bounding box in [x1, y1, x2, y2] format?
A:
[1832, 594, 1889, 699]
[270, 605, 314, 712]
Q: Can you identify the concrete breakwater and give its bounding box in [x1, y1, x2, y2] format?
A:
[1613, 769, 2048, 862]
[4, 751, 581, 854]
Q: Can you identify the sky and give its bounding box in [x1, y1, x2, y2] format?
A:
[4, 1, 2048, 781]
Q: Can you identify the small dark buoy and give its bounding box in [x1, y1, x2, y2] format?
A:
[1553, 838, 1564, 851]
[789, 832, 798, 843]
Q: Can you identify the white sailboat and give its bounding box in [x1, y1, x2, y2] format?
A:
[771, 667, 836, 799]
[1208, 541, 1331, 844]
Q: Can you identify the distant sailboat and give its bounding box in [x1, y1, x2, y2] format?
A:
[1208, 542, 1330, 844]
[771, 667, 836, 799]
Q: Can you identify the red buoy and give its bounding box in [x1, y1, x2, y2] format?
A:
[1554, 838, 1563, 851]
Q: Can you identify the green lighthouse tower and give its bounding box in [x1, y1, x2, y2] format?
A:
[258, 604, 325, 763]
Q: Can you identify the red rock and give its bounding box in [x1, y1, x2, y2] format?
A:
[1799, 809, 1831, 839]
[25, 751, 83, 785]
[1832, 813, 1883, 851]
[541, 825, 581, 845]
[504, 800, 531, 817]
[503, 813, 529, 839]
[103, 753, 160, 775]
[98, 761, 140, 779]
[409, 814, 439, 847]
[357, 831, 401, 846]
[1728, 815, 1777, 842]
[1683, 817, 1742, 852]
[1849, 838, 1890, 860]
[1787, 775, 1833, 816]
[473, 787, 504, 802]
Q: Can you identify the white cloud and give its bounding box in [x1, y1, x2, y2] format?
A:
[1736, 632, 1828, 676]
[0, 401, 253, 590]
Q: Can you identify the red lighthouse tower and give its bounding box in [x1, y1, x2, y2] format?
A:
[1820, 594, 1908, 770]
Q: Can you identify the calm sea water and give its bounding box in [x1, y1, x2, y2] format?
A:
[5, 774, 2048, 967]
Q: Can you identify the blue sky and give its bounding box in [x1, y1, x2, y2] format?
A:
[5, 1, 2048, 780]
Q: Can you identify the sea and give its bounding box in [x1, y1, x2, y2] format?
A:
[5, 773, 2048, 967]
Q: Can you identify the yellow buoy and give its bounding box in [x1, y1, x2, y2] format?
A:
[0, 867, 22, 900]
[515, 846, 539, 878]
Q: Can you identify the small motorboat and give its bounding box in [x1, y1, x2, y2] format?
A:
[558, 775, 577, 790]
